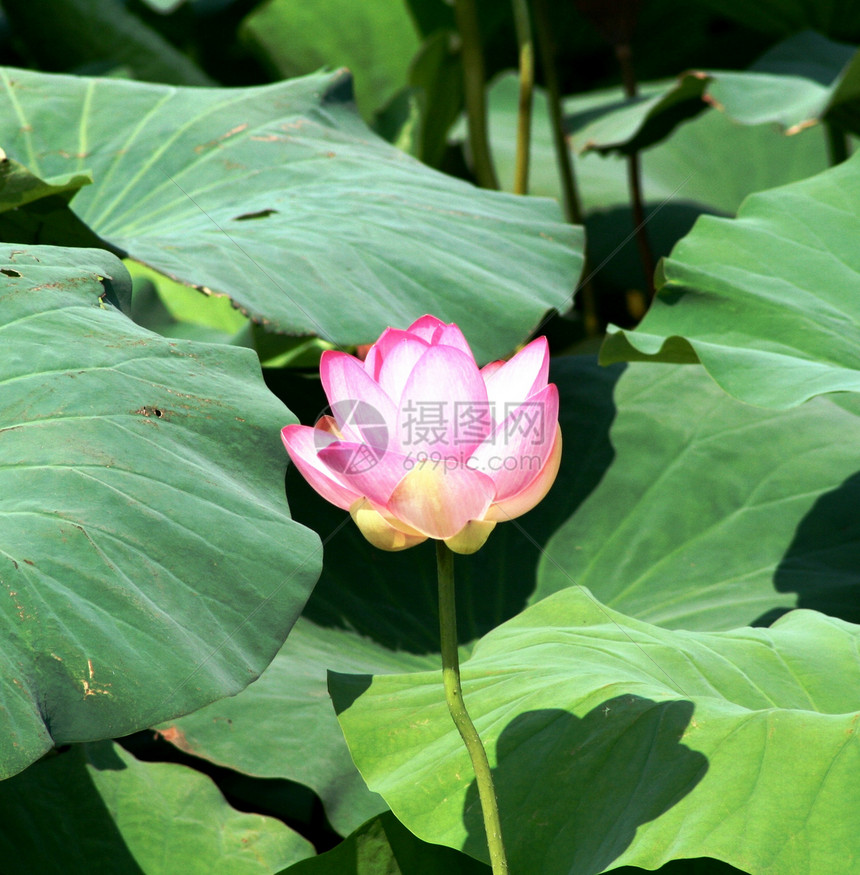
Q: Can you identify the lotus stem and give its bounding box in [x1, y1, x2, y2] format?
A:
[453, 0, 499, 189]
[533, 0, 581, 222]
[511, 0, 534, 195]
[615, 41, 655, 297]
[436, 541, 509, 874]
[532, 0, 599, 335]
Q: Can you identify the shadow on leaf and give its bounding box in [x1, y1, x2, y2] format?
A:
[759, 470, 860, 626]
[462, 697, 707, 875]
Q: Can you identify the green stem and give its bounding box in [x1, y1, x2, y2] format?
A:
[436, 541, 509, 874]
[532, 0, 582, 223]
[532, 0, 599, 335]
[615, 41, 655, 297]
[453, 0, 499, 189]
[511, 0, 534, 195]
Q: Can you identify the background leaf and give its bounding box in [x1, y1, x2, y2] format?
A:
[689, 0, 860, 41]
[601, 150, 860, 407]
[0, 66, 582, 362]
[240, 0, 420, 121]
[126, 259, 249, 343]
[533, 359, 860, 630]
[575, 32, 860, 155]
[0, 0, 213, 84]
[477, 72, 827, 295]
[0, 244, 319, 778]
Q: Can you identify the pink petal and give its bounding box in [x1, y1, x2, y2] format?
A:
[406, 316, 474, 358]
[364, 328, 426, 380]
[483, 337, 550, 427]
[281, 425, 362, 510]
[434, 323, 474, 358]
[314, 414, 365, 445]
[320, 350, 397, 451]
[406, 314, 447, 343]
[485, 424, 562, 521]
[387, 461, 496, 539]
[377, 336, 431, 405]
[318, 442, 413, 507]
[396, 345, 490, 459]
[363, 342, 382, 378]
[468, 383, 559, 502]
[480, 360, 505, 379]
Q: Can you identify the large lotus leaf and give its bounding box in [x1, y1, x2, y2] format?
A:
[241, 0, 419, 120]
[0, 67, 582, 363]
[0, 244, 320, 779]
[0, 741, 313, 873]
[478, 73, 827, 293]
[281, 811, 489, 874]
[575, 32, 860, 155]
[600, 149, 860, 408]
[330, 589, 860, 874]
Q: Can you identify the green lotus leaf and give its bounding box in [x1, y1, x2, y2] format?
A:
[331, 590, 860, 874]
[0, 741, 312, 873]
[0, 243, 320, 778]
[0, 67, 582, 362]
[601, 150, 860, 407]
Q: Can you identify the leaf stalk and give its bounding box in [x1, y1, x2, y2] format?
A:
[511, 0, 534, 195]
[453, 0, 499, 189]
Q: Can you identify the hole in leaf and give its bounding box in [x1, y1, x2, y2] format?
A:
[135, 406, 166, 419]
[1, 268, 21, 277]
[232, 209, 278, 221]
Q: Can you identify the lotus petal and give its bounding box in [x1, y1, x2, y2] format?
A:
[281, 425, 361, 510]
[387, 461, 495, 539]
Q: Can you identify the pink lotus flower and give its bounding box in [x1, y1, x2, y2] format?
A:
[281, 315, 561, 554]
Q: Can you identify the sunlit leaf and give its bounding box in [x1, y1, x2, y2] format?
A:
[332, 590, 860, 874]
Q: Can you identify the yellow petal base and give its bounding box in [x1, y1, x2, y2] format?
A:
[444, 519, 496, 554]
[350, 498, 428, 551]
